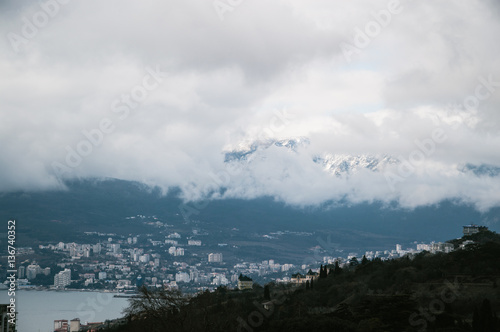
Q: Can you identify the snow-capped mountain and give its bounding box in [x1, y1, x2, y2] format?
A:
[313, 154, 400, 177]
[223, 137, 310, 163]
[458, 163, 500, 177]
[223, 137, 399, 176]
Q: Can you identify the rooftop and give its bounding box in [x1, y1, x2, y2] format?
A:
[238, 274, 252, 281]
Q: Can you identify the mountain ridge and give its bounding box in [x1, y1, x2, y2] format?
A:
[222, 137, 500, 179]
[1, 178, 499, 252]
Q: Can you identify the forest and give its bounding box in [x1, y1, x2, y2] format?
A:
[97, 231, 500, 332]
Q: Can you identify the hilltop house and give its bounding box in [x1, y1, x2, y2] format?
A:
[305, 269, 319, 281]
[238, 274, 253, 290]
[463, 224, 488, 236]
[291, 269, 318, 284]
[291, 273, 305, 284]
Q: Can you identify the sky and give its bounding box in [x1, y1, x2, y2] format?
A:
[1, 0, 500, 211]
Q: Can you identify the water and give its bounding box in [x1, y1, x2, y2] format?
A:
[0, 289, 130, 332]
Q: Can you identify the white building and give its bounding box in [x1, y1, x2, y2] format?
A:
[208, 253, 223, 263]
[117, 280, 132, 288]
[18, 266, 26, 279]
[70, 318, 80, 332]
[169, 247, 184, 256]
[212, 274, 229, 286]
[139, 254, 150, 263]
[93, 243, 102, 255]
[111, 243, 121, 254]
[54, 320, 68, 331]
[431, 242, 454, 253]
[175, 272, 190, 283]
[417, 243, 431, 251]
[188, 240, 202, 246]
[69, 243, 77, 257]
[26, 264, 41, 280]
[189, 269, 199, 282]
[463, 224, 487, 236]
[54, 269, 72, 288]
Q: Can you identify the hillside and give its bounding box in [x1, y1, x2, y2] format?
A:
[1, 178, 499, 251]
[100, 233, 500, 332]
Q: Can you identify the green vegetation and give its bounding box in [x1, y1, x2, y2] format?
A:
[448, 229, 500, 248]
[97, 233, 500, 332]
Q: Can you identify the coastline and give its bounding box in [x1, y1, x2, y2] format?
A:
[0, 286, 136, 294]
[0, 289, 131, 332]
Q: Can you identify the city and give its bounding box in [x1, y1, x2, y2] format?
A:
[7, 220, 485, 295]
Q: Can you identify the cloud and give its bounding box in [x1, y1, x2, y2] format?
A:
[0, 0, 499, 211]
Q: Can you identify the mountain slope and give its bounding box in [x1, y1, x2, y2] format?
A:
[0, 178, 499, 251]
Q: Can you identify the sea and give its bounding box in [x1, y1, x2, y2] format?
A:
[0, 289, 130, 332]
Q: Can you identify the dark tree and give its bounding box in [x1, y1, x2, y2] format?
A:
[361, 255, 368, 265]
[473, 307, 481, 332]
[319, 265, 326, 278]
[264, 285, 271, 300]
[305, 280, 310, 290]
[334, 261, 343, 276]
[472, 299, 496, 332]
[349, 257, 359, 267]
[480, 299, 494, 331]
[123, 286, 188, 331]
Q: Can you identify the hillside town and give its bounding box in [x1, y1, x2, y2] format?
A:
[0, 223, 490, 332]
[6, 223, 485, 294]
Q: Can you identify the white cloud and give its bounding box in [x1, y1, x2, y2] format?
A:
[1, 0, 499, 211]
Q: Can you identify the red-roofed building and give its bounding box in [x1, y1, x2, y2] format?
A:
[54, 319, 68, 332]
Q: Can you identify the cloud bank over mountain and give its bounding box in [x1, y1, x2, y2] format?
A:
[1, 0, 500, 211]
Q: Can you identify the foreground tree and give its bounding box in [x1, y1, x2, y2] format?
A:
[361, 255, 368, 265]
[123, 286, 189, 331]
[264, 284, 271, 300]
[333, 261, 343, 276]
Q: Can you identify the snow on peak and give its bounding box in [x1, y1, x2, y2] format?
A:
[313, 154, 399, 176]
